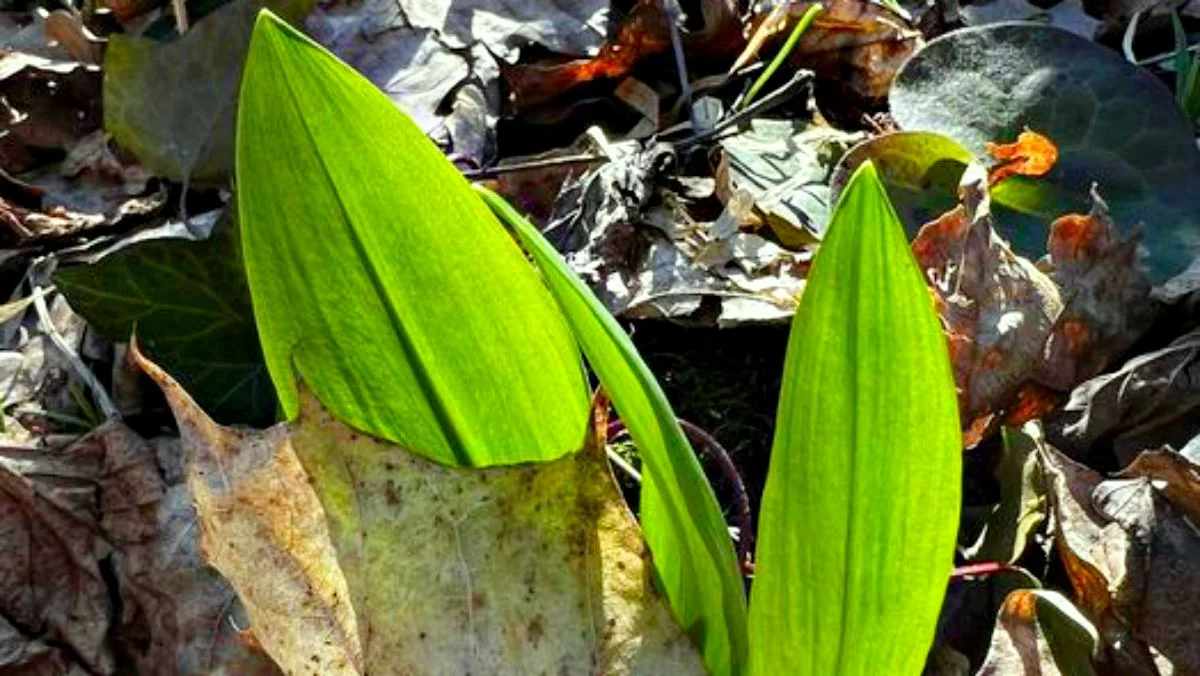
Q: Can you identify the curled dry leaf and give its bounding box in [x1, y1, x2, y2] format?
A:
[1036, 189, 1155, 392]
[913, 164, 1153, 444]
[912, 162, 1061, 439]
[977, 589, 1100, 676]
[548, 139, 810, 324]
[131, 345, 705, 675]
[1118, 449, 1200, 524]
[985, 130, 1058, 186]
[1045, 327, 1200, 467]
[1040, 441, 1200, 674]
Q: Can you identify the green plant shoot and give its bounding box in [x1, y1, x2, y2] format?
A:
[236, 11, 589, 466]
[748, 161, 962, 675]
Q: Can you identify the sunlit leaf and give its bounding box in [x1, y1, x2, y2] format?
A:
[236, 11, 589, 465]
[132, 341, 704, 675]
[478, 187, 749, 676]
[748, 161, 961, 674]
[891, 23, 1200, 281]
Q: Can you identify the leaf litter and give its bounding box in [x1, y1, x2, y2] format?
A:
[2, 0, 1200, 673]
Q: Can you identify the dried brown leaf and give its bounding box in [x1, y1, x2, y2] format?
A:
[1041, 441, 1200, 674]
[0, 421, 281, 674]
[504, 0, 741, 112]
[986, 130, 1058, 186]
[132, 344, 705, 675]
[912, 163, 1061, 437]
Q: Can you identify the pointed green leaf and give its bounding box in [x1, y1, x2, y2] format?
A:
[236, 12, 589, 465]
[477, 187, 749, 676]
[748, 162, 961, 674]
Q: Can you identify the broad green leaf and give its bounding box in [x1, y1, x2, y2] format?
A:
[236, 12, 588, 465]
[105, 0, 312, 184]
[748, 162, 961, 674]
[477, 187, 749, 676]
[134, 345, 704, 675]
[55, 211, 274, 425]
[890, 23, 1200, 281]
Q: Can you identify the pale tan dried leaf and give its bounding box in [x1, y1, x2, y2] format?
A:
[134, 345, 704, 676]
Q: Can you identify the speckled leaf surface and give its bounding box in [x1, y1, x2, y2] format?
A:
[134, 347, 705, 676]
[890, 23, 1200, 281]
[479, 187, 749, 676]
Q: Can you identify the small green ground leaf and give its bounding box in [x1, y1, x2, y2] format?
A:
[748, 162, 961, 675]
[478, 187, 749, 676]
[236, 12, 589, 465]
[830, 131, 974, 236]
[55, 212, 274, 426]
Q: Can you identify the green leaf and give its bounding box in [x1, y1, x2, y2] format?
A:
[890, 23, 1200, 281]
[105, 0, 254, 184]
[55, 211, 274, 426]
[477, 187, 749, 676]
[748, 162, 961, 675]
[236, 11, 589, 465]
[830, 131, 973, 237]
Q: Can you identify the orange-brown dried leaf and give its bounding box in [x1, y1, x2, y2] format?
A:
[985, 130, 1058, 185]
[1036, 191, 1154, 390]
[505, 0, 740, 112]
[912, 163, 1062, 427]
[757, 0, 920, 103]
[1003, 383, 1063, 429]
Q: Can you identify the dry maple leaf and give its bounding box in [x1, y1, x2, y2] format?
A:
[130, 343, 705, 676]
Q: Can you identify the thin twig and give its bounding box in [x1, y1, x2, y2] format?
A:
[661, 0, 698, 132]
[461, 153, 607, 180]
[606, 447, 643, 483]
[677, 69, 813, 148]
[171, 0, 189, 34]
[463, 70, 811, 181]
[677, 419, 755, 570]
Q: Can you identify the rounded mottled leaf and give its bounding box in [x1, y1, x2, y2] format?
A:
[890, 23, 1200, 281]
